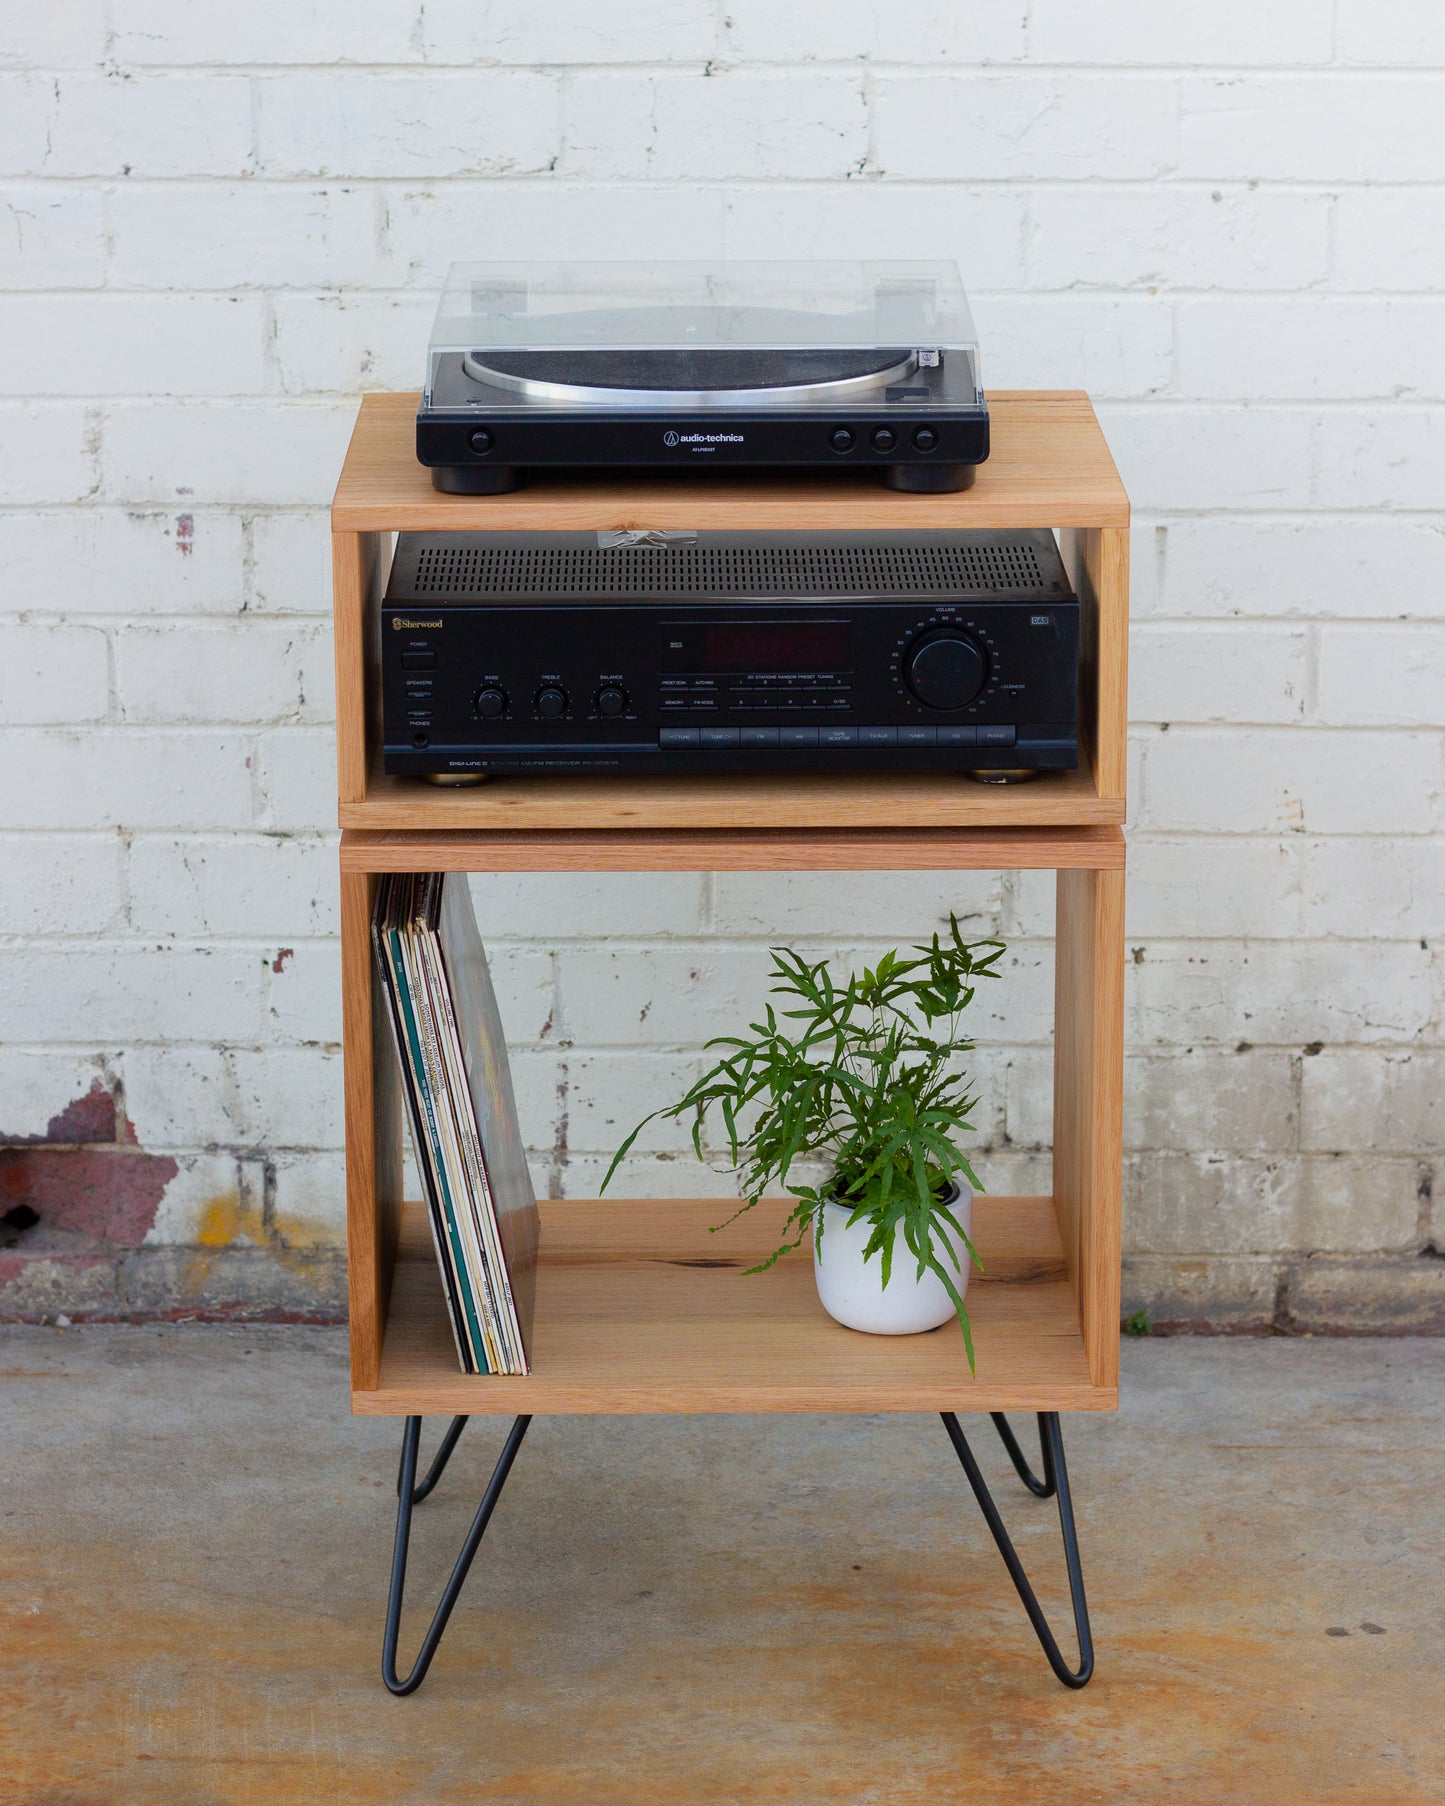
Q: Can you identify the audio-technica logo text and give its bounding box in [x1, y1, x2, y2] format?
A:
[392, 617, 443, 629]
[663, 430, 744, 446]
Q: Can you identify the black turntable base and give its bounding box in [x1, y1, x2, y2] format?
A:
[419, 332, 988, 495]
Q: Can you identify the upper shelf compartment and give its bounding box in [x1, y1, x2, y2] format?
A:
[331, 391, 1130, 533]
[330, 391, 1129, 831]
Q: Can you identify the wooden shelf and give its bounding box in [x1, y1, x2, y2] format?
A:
[342, 853, 1123, 1406]
[330, 392, 1129, 1421]
[333, 390, 1130, 533]
[355, 1197, 1112, 1417]
[341, 822, 1125, 874]
[341, 762, 1122, 833]
[330, 390, 1130, 829]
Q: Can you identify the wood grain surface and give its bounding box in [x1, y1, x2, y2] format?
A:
[1053, 865, 1126, 1391]
[339, 823, 1125, 874]
[331, 391, 1130, 532]
[340, 869, 403, 1391]
[340, 763, 1123, 832]
[352, 1196, 1114, 1416]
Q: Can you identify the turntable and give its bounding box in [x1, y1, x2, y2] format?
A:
[416, 262, 990, 496]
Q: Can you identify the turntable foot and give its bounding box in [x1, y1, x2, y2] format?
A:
[882, 463, 976, 494]
[431, 466, 524, 495]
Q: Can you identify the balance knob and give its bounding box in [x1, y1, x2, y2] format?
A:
[536, 685, 568, 719]
[474, 685, 507, 718]
[905, 630, 987, 711]
[596, 685, 628, 718]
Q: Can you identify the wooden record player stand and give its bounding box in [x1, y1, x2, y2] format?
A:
[331, 390, 1130, 1696]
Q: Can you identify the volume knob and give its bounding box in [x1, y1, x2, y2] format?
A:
[905, 630, 987, 711]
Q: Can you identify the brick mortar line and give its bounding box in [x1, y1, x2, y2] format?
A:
[13, 175, 1445, 193]
[11, 61, 1445, 75]
[10, 281, 1445, 292]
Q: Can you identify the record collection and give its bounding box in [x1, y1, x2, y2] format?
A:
[372, 872, 539, 1374]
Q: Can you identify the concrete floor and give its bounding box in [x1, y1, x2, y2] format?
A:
[1, 1331, 1442, 1806]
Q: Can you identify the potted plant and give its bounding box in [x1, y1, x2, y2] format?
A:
[602, 916, 1005, 1372]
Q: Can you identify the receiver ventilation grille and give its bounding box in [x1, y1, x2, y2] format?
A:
[411, 541, 1051, 598]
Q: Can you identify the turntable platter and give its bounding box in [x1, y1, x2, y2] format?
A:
[463, 346, 920, 407]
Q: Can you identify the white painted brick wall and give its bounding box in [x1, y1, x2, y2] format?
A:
[1, 0, 1442, 1327]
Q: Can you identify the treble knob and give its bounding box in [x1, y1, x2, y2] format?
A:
[535, 685, 568, 719]
[904, 629, 987, 712]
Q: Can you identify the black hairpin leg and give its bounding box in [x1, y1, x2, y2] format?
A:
[397, 1413, 469, 1504]
[942, 1410, 1093, 1688]
[383, 1413, 531, 1697]
[990, 1411, 1057, 1498]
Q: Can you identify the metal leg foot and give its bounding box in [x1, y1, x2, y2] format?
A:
[383, 1414, 531, 1696]
[941, 1410, 1094, 1688]
[990, 1412, 1057, 1498]
[396, 1414, 469, 1505]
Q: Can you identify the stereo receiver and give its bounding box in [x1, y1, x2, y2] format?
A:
[381, 530, 1079, 780]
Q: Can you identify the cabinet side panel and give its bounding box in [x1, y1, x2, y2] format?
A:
[341, 867, 403, 1393]
[1059, 526, 1129, 809]
[1053, 864, 1124, 1391]
[332, 530, 384, 809]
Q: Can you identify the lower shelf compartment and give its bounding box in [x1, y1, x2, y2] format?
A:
[355, 1195, 1115, 1417]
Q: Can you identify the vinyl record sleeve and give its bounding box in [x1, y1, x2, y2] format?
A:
[371, 875, 481, 1373]
[399, 876, 503, 1374]
[435, 872, 540, 1366]
[413, 893, 521, 1373]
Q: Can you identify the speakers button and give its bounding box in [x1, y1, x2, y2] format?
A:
[474, 685, 507, 718]
[871, 427, 898, 452]
[913, 426, 939, 452]
[828, 427, 855, 453]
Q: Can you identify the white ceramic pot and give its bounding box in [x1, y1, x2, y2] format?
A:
[813, 1183, 973, 1335]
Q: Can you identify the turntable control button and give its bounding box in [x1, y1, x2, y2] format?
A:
[475, 686, 507, 718]
[468, 429, 494, 454]
[536, 686, 568, 719]
[596, 685, 628, 718]
[871, 427, 898, 452]
[913, 426, 939, 452]
[828, 427, 855, 453]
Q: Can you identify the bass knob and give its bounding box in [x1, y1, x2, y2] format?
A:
[474, 685, 507, 718]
